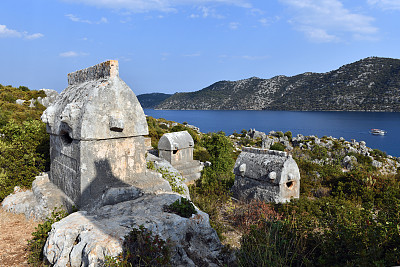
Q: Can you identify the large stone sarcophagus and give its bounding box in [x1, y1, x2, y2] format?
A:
[41, 60, 150, 207]
[231, 147, 300, 203]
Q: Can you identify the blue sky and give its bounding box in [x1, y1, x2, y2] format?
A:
[1, 0, 400, 95]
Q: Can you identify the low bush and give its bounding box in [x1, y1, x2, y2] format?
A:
[0, 120, 49, 201]
[284, 131, 292, 140]
[105, 225, 171, 267]
[164, 197, 197, 218]
[270, 142, 285, 151]
[237, 220, 307, 267]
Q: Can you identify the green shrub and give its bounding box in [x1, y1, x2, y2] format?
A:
[0, 120, 49, 201]
[237, 220, 306, 266]
[27, 207, 69, 266]
[105, 225, 171, 267]
[164, 197, 197, 218]
[270, 142, 285, 151]
[276, 131, 284, 138]
[193, 147, 210, 162]
[284, 131, 292, 140]
[371, 148, 387, 160]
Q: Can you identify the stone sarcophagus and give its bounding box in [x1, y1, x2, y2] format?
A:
[158, 131, 202, 183]
[231, 147, 300, 203]
[41, 60, 150, 207]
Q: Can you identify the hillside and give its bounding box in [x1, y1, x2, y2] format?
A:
[137, 93, 172, 108]
[156, 57, 400, 111]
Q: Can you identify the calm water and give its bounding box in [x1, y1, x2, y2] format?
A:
[144, 109, 400, 157]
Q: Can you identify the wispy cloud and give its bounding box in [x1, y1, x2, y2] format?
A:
[183, 52, 201, 57]
[368, 0, 400, 11]
[59, 51, 89, 57]
[0, 24, 44, 40]
[258, 16, 280, 27]
[25, 33, 44, 40]
[66, 14, 108, 24]
[229, 22, 239, 29]
[161, 52, 170, 61]
[189, 6, 225, 18]
[63, 0, 252, 13]
[280, 0, 378, 42]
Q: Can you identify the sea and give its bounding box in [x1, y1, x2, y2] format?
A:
[144, 109, 400, 157]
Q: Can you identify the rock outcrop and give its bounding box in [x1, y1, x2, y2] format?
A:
[44, 194, 225, 267]
[156, 57, 400, 111]
[1, 173, 74, 221]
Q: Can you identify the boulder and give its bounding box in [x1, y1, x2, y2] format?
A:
[44, 194, 226, 267]
[1, 173, 74, 221]
[37, 89, 59, 107]
[372, 160, 383, 168]
[342, 155, 358, 170]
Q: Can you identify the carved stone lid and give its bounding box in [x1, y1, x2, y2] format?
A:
[233, 149, 300, 185]
[158, 131, 194, 151]
[41, 60, 148, 140]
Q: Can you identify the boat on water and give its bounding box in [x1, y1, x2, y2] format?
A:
[370, 129, 387, 136]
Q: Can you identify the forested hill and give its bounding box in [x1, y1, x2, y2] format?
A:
[137, 93, 172, 108]
[155, 57, 400, 111]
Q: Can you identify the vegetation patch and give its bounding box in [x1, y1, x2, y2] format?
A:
[164, 197, 197, 218]
[105, 225, 171, 267]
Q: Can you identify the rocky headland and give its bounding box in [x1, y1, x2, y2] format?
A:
[147, 57, 400, 111]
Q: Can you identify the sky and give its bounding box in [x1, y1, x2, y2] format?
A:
[1, 0, 400, 95]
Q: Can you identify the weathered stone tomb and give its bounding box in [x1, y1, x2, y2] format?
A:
[41, 60, 163, 208]
[231, 147, 300, 203]
[158, 131, 203, 182]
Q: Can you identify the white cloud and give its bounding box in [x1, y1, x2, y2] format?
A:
[0, 25, 22, 38]
[183, 52, 201, 57]
[368, 0, 400, 11]
[280, 0, 378, 42]
[0, 24, 44, 40]
[300, 26, 338, 43]
[66, 14, 108, 24]
[59, 51, 89, 57]
[229, 22, 239, 29]
[62, 0, 252, 13]
[25, 33, 44, 40]
[241, 55, 269, 60]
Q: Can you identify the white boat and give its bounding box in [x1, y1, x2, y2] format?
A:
[370, 129, 386, 136]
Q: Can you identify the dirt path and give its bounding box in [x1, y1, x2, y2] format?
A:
[0, 208, 40, 266]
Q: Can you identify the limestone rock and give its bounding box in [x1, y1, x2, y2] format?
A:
[37, 89, 59, 107]
[372, 160, 383, 168]
[1, 174, 74, 221]
[146, 153, 190, 199]
[44, 194, 225, 267]
[342, 155, 358, 170]
[15, 99, 25, 105]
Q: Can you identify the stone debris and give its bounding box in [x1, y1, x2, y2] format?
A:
[232, 147, 300, 203]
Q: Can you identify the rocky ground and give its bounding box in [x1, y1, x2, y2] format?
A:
[0, 208, 40, 266]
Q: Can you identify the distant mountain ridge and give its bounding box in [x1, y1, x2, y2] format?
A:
[137, 93, 172, 108]
[154, 57, 400, 111]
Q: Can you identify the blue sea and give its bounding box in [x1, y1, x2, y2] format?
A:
[144, 109, 400, 157]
